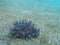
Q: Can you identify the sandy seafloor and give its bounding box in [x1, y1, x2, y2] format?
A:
[0, 0, 60, 45]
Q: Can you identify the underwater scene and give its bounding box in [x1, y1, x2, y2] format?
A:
[0, 0, 60, 45]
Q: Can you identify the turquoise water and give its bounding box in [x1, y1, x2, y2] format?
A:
[0, 0, 60, 45]
[0, 0, 60, 13]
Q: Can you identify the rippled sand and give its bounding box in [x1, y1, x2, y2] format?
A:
[0, 0, 60, 45]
